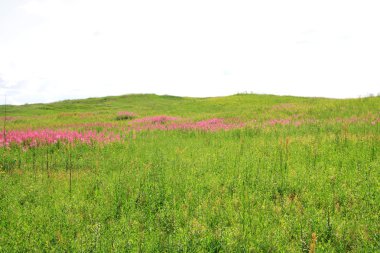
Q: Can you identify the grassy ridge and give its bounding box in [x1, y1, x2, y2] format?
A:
[3, 93, 380, 117]
[0, 93, 380, 252]
[3, 93, 380, 131]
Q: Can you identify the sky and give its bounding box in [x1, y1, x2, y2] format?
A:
[1, 0, 380, 105]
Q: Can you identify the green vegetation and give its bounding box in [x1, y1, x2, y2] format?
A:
[1, 93, 379, 252]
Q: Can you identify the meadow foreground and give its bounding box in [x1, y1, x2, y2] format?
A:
[0, 94, 379, 252]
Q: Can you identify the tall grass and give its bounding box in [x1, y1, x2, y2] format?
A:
[0, 94, 379, 252]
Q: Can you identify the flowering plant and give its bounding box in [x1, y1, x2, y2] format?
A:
[116, 111, 137, 120]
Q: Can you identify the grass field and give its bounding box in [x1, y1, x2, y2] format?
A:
[0, 93, 379, 252]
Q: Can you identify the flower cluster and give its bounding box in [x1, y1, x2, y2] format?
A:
[0, 129, 120, 147]
[130, 118, 244, 132]
[176, 118, 244, 131]
[133, 115, 178, 124]
[116, 111, 137, 120]
[268, 119, 291, 126]
[266, 117, 305, 127]
[1, 116, 247, 148]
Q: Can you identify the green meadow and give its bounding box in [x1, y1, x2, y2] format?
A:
[0, 94, 379, 252]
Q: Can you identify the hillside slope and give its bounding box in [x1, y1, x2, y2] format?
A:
[2, 93, 380, 130]
[1, 93, 379, 252]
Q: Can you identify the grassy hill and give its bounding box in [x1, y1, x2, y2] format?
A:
[0, 93, 379, 252]
[3, 93, 380, 127]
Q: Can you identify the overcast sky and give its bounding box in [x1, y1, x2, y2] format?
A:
[1, 0, 380, 105]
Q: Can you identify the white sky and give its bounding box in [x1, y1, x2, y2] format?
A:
[1, 0, 380, 105]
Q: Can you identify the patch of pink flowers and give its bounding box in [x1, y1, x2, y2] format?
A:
[62, 122, 118, 130]
[129, 118, 244, 132]
[133, 115, 178, 124]
[266, 118, 305, 127]
[333, 116, 380, 125]
[0, 116, 247, 148]
[336, 116, 360, 124]
[0, 129, 120, 148]
[117, 111, 137, 117]
[116, 111, 137, 120]
[268, 119, 291, 126]
[177, 118, 244, 131]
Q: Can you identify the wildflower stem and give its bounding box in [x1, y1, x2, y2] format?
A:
[2, 95, 6, 170]
[69, 146, 72, 194]
[46, 146, 49, 178]
[3, 95, 5, 146]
